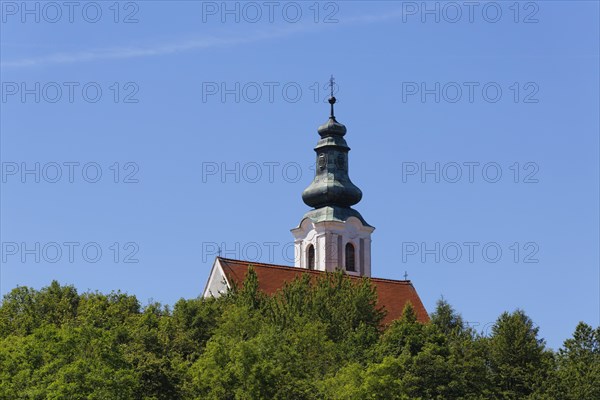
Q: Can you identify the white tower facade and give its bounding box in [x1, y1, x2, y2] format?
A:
[291, 216, 374, 276]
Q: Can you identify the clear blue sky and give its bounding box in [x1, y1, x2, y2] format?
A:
[1, 1, 598, 349]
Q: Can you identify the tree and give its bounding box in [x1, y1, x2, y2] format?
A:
[431, 297, 465, 336]
[0, 285, 38, 336]
[167, 296, 222, 359]
[430, 298, 491, 398]
[487, 310, 552, 399]
[550, 322, 600, 400]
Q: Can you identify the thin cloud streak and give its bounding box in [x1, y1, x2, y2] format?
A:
[1, 29, 297, 68]
[1, 10, 405, 69]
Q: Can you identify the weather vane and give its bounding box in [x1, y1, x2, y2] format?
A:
[403, 271, 409, 280]
[328, 74, 336, 118]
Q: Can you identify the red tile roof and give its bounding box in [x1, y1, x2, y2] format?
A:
[217, 257, 429, 325]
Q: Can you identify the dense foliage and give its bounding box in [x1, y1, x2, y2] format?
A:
[0, 271, 598, 399]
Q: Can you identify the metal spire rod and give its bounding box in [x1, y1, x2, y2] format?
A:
[328, 75, 336, 119]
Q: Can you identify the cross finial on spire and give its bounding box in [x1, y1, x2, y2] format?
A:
[403, 271, 409, 280]
[329, 75, 335, 98]
[328, 75, 336, 119]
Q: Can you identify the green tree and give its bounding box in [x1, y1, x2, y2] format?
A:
[0, 281, 79, 337]
[0, 286, 39, 337]
[167, 296, 222, 359]
[430, 298, 491, 398]
[266, 271, 384, 363]
[431, 297, 465, 336]
[487, 310, 552, 399]
[550, 322, 600, 400]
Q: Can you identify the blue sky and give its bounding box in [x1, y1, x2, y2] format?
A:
[1, 1, 598, 349]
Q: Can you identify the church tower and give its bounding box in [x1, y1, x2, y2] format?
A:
[291, 79, 375, 276]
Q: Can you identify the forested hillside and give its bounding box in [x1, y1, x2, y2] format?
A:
[0, 270, 598, 399]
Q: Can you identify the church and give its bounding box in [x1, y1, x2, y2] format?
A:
[203, 86, 428, 325]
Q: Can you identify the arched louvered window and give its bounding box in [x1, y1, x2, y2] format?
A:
[307, 245, 315, 270]
[345, 243, 355, 272]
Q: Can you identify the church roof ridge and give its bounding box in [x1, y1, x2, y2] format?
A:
[216, 256, 415, 286]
